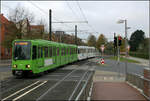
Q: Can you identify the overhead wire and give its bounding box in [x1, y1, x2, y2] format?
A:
[27, 0, 73, 30]
[28, 1, 95, 40]
[65, 0, 80, 20]
[76, 1, 97, 34]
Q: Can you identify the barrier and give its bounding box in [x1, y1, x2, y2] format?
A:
[126, 72, 150, 100]
[75, 71, 94, 100]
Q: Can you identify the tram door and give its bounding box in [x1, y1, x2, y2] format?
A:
[53, 47, 56, 65]
[32, 46, 38, 69]
[37, 47, 44, 68]
[56, 47, 59, 66]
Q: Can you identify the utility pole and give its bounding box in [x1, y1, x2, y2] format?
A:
[125, 20, 128, 77]
[117, 35, 121, 77]
[52, 21, 87, 45]
[75, 25, 77, 45]
[49, 9, 52, 41]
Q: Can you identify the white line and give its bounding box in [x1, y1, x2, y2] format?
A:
[2, 81, 40, 101]
[13, 81, 47, 101]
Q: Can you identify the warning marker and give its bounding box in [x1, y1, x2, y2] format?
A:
[100, 58, 105, 64]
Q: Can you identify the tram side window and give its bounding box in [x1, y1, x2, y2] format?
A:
[49, 47, 52, 57]
[57, 48, 59, 56]
[75, 48, 77, 54]
[44, 47, 48, 57]
[41, 47, 43, 58]
[78, 49, 80, 54]
[32, 46, 37, 60]
[38, 47, 41, 58]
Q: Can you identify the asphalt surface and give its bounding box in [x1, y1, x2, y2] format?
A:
[95, 58, 148, 76]
[0, 66, 11, 72]
[0, 59, 95, 100]
[0, 57, 148, 100]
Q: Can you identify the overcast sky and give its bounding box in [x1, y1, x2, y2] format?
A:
[1, 1, 149, 41]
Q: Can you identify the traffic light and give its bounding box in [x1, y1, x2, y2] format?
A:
[118, 36, 122, 46]
[114, 37, 117, 47]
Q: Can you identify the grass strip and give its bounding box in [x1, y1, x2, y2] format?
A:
[109, 56, 140, 63]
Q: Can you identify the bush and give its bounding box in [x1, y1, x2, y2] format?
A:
[129, 52, 149, 59]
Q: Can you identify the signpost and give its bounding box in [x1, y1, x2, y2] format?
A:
[100, 45, 105, 57]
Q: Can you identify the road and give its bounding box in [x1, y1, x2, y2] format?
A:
[0, 59, 95, 100]
[95, 58, 148, 76]
[0, 57, 148, 78]
[0, 57, 148, 100]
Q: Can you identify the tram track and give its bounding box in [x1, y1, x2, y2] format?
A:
[1, 59, 94, 101]
[36, 61, 91, 101]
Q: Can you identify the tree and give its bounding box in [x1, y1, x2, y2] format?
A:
[8, 5, 34, 39]
[87, 34, 96, 47]
[105, 41, 114, 55]
[138, 38, 149, 53]
[96, 34, 107, 51]
[37, 18, 47, 39]
[129, 30, 145, 51]
[120, 37, 126, 52]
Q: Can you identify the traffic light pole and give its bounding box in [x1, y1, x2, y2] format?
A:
[117, 36, 121, 77]
[114, 33, 116, 57]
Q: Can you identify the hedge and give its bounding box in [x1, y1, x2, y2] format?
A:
[129, 52, 149, 59]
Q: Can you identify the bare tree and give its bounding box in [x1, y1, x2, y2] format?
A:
[8, 5, 34, 39]
[37, 18, 47, 39]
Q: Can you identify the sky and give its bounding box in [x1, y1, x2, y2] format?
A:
[1, 1, 149, 42]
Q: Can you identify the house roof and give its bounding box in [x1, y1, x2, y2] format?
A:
[0, 14, 9, 24]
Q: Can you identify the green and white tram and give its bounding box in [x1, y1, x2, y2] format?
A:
[12, 39, 78, 77]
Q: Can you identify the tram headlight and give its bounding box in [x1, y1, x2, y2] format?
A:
[13, 64, 17, 68]
[26, 64, 30, 68]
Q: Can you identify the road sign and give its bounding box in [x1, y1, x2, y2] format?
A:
[127, 45, 130, 51]
[100, 45, 105, 52]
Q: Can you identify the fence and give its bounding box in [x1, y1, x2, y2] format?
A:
[126, 73, 150, 100]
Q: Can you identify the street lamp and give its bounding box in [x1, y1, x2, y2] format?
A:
[117, 19, 129, 78]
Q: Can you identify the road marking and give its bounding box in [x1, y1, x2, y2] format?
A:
[13, 81, 47, 101]
[1, 81, 40, 101]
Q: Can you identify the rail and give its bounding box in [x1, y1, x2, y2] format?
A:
[36, 61, 92, 100]
[75, 71, 94, 100]
[126, 73, 150, 100]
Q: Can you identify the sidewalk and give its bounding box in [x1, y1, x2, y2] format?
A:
[92, 82, 146, 100]
[92, 64, 147, 100]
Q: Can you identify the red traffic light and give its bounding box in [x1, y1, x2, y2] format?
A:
[118, 36, 122, 40]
